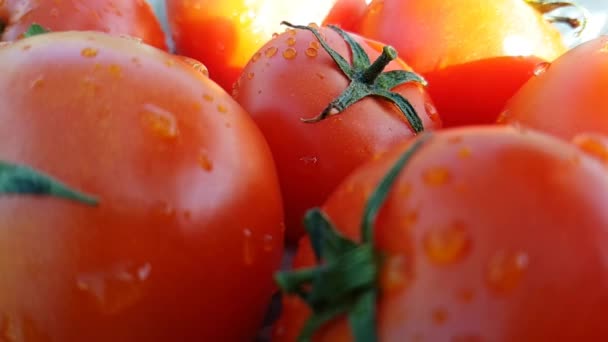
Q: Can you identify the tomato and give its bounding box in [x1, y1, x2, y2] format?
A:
[353, 0, 569, 127]
[0, 0, 167, 50]
[273, 126, 608, 341]
[165, 0, 340, 92]
[500, 36, 608, 140]
[322, 0, 368, 32]
[0, 31, 283, 341]
[233, 23, 441, 241]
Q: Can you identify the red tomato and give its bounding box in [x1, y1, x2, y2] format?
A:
[165, 0, 340, 92]
[0, 31, 283, 341]
[233, 23, 441, 241]
[500, 36, 608, 140]
[0, 0, 167, 50]
[354, 0, 568, 127]
[274, 126, 608, 341]
[322, 0, 368, 32]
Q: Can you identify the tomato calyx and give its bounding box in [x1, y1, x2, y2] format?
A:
[281, 22, 426, 133]
[275, 134, 432, 342]
[23, 23, 50, 38]
[0, 160, 98, 205]
[524, 0, 589, 37]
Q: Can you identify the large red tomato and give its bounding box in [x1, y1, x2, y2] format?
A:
[0, 30, 283, 341]
[233, 23, 441, 241]
[165, 0, 342, 92]
[274, 126, 608, 341]
[500, 35, 608, 140]
[0, 0, 167, 50]
[354, 0, 571, 127]
[322, 0, 368, 32]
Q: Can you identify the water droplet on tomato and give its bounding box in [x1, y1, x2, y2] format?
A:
[247, 72, 255, 80]
[309, 41, 320, 49]
[243, 229, 255, 265]
[0, 42, 12, 49]
[308, 22, 320, 29]
[117, 34, 143, 44]
[108, 64, 122, 78]
[305, 47, 318, 57]
[21, 44, 31, 51]
[533, 62, 551, 76]
[369, 0, 384, 14]
[379, 255, 411, 292]
[423, 221, 470, 265]
[271, 32, 279, 39]
[286, 37, 297, 46]
[456, 288, 475, 303]
[572, 134, 608, 164]
[422, 167, 451, 187]
[179, 56, 208, 77]
[30, 76, 44, 89]
[217, 104, 228, 113]
[81, 47, 99, 58]
[286, 29, 297, 36]
[197, 151, 213, 172]
[50, 8, 59, 17]
[458, 147, 472, 159]
[299, 156, 318, 165]
[485, 250, 529, 295]
[140, 104, 179, 139]
[282, 47, 297, 60]
[76, 262, 152, 314]
[202, 94, 214, 102]
[424, 102, 441, 125]
[432, 308, 448, 325]
[251, 52, 262, 62]
[263, 234, 274, 252]
[265, 46, 278, 58]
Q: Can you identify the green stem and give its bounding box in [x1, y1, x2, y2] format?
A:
[361, 46, 398, 84]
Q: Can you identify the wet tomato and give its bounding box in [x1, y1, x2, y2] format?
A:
[274, 126, 608, 341]
[354, 0, 571, 127]
[0, 0, 167, 50]
[0, 31, 283, 341]
[233, 23, 441, 241]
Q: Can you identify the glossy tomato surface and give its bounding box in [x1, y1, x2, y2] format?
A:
[165, 0, 338, 91]
[0, 31, 283, 341]
[354, 0, 568, 127]
[0, 0, 167, 50]
[233, 25, 441, 241]
[501, 36, 608, 140]
[274, 126, 608, 341]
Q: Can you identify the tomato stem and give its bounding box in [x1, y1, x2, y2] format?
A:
[361, 46, 398, 84]
[275, 134, 432, 342]
[524, 0, 590, 37]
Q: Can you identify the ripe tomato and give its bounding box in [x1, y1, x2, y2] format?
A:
[354, 0, 569, 127]
[274, 126, 608, 341]
[233, 23, 441, 241]
[0, 0, 167, 50]
[500, 36, 608, 140]
[0, 31, 283, 341]
[322, 0, 368, 32]
[165, 0, 340, 92]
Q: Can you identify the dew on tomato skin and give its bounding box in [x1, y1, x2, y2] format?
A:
[117, 34, 143, 44]
[402, 211, 419, 229]
[50, 8, 59, 17]
[379, 255, 412, 292]
[243, 229, 255, 265]
[299, 156, 318, 165]
[308, 22, 320, 29]
[432, 308, 448, 325]
[458, 147, 472, 159]
[202, 93, 214, 102]
[485, 250, 529, 295]
[21, 44, 31, 51]
[263, 234, 274, 252]
[282, 47, 297, 60]
[108, 64, 122, 78]
[600, 43, 608, 53]
[305, 47, 318, 57]
[197, 151, 214, 172]
[247, 72, 255, 80]
[180, 56, 209, 77]
[140, 104, 179, 140]
[30, 76, 44, 89]
[456, 288, 475, 304]
[423, 221, 471, 265]
[271, 32, 279, 39]
[316, 72, 325, 80]
[251, 52, 262, 62]
[533, 62, 551, 76]
[286, 37, 297, 46]
[217, 104, 228, 113]
[81, 47, 99, 58]
[424, 102, 441, 124]
[422, 167, 451, 187]
[76, 262, 152, 315]
[572, 134, 608, 164]
[152, 201, 176, 219]
[264, 46, 278, 58]
[286, 28, 297, 36]
[496, 110, 510, 124]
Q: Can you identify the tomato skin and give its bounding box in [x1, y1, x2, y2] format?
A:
[165, 0, 341, 92]
[322, 0, 368, 32]
[354, 0, 567, 127]
[0, 0, 167, 50]
[233, 26, 441, 241]
[274, 126, 608, 341]
[0, 31, 283, 341]
[501, 36, 608, 140]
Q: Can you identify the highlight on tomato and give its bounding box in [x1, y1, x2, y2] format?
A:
[0, 0, 168, 50]
[274, 125, 608, 341]
[0, 29, 283, 341]
[233, 22, 441, 241]
[352, 0, 587, 127]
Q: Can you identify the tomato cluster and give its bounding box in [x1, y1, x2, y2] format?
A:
[0, 0, 606, 341]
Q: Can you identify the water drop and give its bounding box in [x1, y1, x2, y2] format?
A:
[50, 8, 59, 17]
[251, 52, 261, 62]
[309, 41, 320, 49]
[81, 47, 99, 58]
[533, 62, 551, 76]
[299, 156, 318, 165]
[271, 33, 279, 39]
[247, 72, 255, 80]
[197, 151, 214, 172]
[202, 94, 214, 102]
[265, 46, 278, 58]
[456, 288, 475, 303]
[0, 42, 12, 49]
[286, 37, 296, 46]
[379, 255, 411, 292]
[140, 104, 179, 139]
[432, 308, 448, 325]
[485, 250, 529, 295]
[369, 0, 384, 14]
[422, 167, 451, 187]
[287, 29, 297, 36]
[423, 221, 470, 265]
[179, 56, 209, 77]
[217, 104, 228, 113]
[243, 229, 254, 265]
[305, 47, 318, 57]
[316, 72, 325, 80]
[458, 147, 472, 159]
[308, 23, 320, 29]
[402, 211, 418, 229]
[21, 44, 31, 51]
[76, 262, 152, 315]
[263, 234, 274, 252]
[601, 43, 608, 53]
[572, 134, 608, 164]
[424, 102, 441, 124]
[152, 201, 176, 219]
[282, 47, 297, 60]
[108, 64, 122, 78]
[30, 76, 44, 89]
[118, 34, 143, 44]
